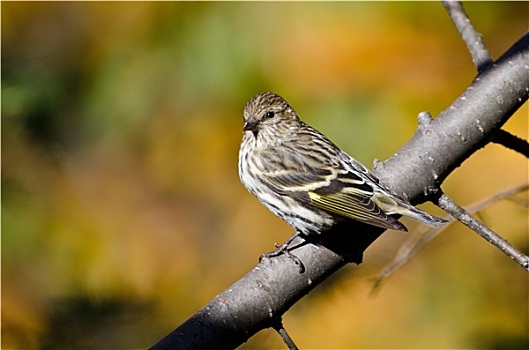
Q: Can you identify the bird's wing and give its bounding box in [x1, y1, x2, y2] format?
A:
[307, 174, 407, 231]
[257, 147, 407, 231]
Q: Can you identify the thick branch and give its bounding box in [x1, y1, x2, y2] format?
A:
[443, 1, 493, 71]
[151, 31, 529, 350]
[150, 239, 348, 349]
[375, 31, 529, 203]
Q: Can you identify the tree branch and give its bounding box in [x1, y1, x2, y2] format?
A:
[151, 25, 529, 350]
[437, 193, 529, 270]
[491, 129, 529, 157]
[374, 31, 529, 204]
[374, 184, 529, 289]
[442, 1, 493, 72]
[273, 319, 299, 350]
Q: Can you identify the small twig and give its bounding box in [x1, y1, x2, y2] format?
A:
[442, 1, 493, 72]
[438, 193, 529, 271]
[491, 129, 529, 158]
[373, 184, 529, 290]
[273, 319, 299, 350]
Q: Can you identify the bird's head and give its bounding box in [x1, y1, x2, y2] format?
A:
[243, 92, 300, 136]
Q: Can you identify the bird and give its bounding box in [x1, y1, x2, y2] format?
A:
[238, 92, 446, 260]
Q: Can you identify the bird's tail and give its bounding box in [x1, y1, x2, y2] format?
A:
[373, 193, 447, 228]
[397, 204, 447, 228]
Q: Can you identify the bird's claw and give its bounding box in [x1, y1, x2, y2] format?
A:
[260, 241, 305, 273]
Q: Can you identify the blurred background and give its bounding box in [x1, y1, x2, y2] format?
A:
[2, 2, 528, 349]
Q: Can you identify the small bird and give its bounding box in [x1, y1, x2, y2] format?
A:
[238, 92, 445, 258]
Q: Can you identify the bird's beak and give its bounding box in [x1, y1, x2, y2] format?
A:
[243, 116, 259, 132]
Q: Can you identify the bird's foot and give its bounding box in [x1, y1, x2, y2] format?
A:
[259, 232, 305, 273]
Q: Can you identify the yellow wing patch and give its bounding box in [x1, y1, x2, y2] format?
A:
[308, 191, 406, 231]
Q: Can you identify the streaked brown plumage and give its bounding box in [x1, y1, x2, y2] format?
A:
[238, 92, 445, 238]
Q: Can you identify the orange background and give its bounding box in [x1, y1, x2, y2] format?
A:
[3, 2, 528, 348]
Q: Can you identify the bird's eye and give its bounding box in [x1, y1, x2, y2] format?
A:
[265, 111, 275, 119]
